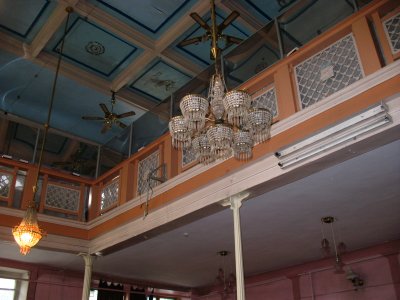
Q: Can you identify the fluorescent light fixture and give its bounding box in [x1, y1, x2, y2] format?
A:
[275, 104, 391, 168]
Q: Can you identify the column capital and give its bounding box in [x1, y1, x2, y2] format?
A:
[78, 252, 96, 266]
[219, 192, 250, 210]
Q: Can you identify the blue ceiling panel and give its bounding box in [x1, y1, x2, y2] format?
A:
[240, 0, 297, 22]
[0, 0, 55, 42]
[0, 49, 146, 144]
[130, 60, 192, 102]
[175, 10, 251, 66]
[46, 15, 142, 78]
[92, 0, 196, 38]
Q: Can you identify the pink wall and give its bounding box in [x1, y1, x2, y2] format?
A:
[1, 241, 399, 300]
[194, 241, 400, 300]
[34, 269, 83, 300]
[0, 258, 84, 300]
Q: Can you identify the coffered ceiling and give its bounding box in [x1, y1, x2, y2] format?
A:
[0, 0, 358, 146]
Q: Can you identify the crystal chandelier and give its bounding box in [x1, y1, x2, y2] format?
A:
[12, 7, 73, 255]
[12, 204, 45, 255]
[169, 0, 272, 164]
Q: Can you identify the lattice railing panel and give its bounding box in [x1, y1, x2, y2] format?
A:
[294, 34, 364, 109]
[252, 85, 278, 117]
[383, 12, 400, 55]
[137, 150, 160, 196]
[101, 177, 119, 211]
[45, 183, 80, 212]
[0, 172, 13, 198]
[182, 147, 197, 168]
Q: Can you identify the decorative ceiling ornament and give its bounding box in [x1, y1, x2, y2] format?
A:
[320, 216, 347, 274]
[12, 7, 76, 255]
[170, 0, 272, 164]
[85, 41, 105, 56]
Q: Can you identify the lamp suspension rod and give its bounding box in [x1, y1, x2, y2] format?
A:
[210, 0, 221, 73]
[32, 7, 73, 202]
[330, 222, 339, 257]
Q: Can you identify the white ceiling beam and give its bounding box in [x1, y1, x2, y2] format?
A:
[0, 32, 24, 56]
[160, 48, 204, 76]
[111, 51, 155, 92]
[112, 0, 211, 92]
[154, 0, 211, 51]
[23, 1, 80, 59]
[73, 0, 155, 51]
[37, 51, 152, 109]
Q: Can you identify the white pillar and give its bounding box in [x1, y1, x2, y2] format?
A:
[229, 194, 247, 300]
[79, 253, 95, 300]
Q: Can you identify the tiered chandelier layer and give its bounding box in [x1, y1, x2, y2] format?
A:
[169, 0, 272, 164]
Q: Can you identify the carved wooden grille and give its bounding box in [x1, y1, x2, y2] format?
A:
[294, 34, 364, 109]
[383, 12, 400, 55]
[252, 85, 278, 117]
[101, 177, 119, 211]
[137, 150, 160, 196]
[0, 172, 12, 198]
[45, 183, 80, 212]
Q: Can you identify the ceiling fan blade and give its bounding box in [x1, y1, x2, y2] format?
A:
[82, 116, 104, 120]
[99, 103, 110, 114]
[225, 35, 243, 45]
[218, 11, 240, 32]
[117, 111, 136, 119]
[190, 12, 210, 31]
[101, 123, 111, 134]
[116, 120, 127, 129]
[178, 36, 204, 47]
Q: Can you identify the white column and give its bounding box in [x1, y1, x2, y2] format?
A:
[229, 194, 247, 300]
[79, 253, 95, 300]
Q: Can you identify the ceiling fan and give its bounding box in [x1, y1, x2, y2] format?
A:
[52, 143, 96, 174]
[178, 2, 243, 58]
[82, 91, 136, 134]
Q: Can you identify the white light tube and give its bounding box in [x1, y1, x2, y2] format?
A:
[275, 104, 391, 168]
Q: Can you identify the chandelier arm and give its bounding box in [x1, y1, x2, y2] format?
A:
[32, 8, 72, 205]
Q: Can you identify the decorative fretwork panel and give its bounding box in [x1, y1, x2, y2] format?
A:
[101, 177, 119, 211]
[45, 183, 80, 212]
[182, 147, 198, 168]
[383, 12, 400, 55]
[252, 85, 278, 117]
[137, 150, 160, 196]
[0, 172, 13, 198]
[294, 34, 364, 109]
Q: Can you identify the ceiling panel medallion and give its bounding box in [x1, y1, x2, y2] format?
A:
[85, 41, 105, 56]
